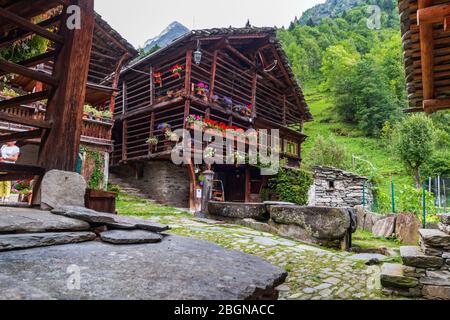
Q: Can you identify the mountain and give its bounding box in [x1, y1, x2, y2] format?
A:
[143, 21, 189, 53]
[299, 0, 396, 25]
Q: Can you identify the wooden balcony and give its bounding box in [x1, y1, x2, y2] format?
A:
[0, 100, 113, 149]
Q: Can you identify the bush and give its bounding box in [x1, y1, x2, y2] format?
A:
[305, 134, 349, 169]
[269, 167, 313, 205]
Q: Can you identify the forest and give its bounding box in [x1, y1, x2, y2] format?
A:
[278, 0, 450, 215]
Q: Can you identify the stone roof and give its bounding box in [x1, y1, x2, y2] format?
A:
[313, 166, 369, 181]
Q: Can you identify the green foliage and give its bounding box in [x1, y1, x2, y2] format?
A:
[279, 1, 406, 137]
[392, 114, 436, 187]
[304, 134, 349, 169]
[269, 167, 313, 205]
[81, 149, 105, 190]
[0, 36, 49, 63]
[396, 185, 436, 218]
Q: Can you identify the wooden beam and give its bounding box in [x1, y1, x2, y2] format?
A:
[0, 112, 52, 128]
[423, 98, 450, 112]
[0, 59, 58, 86]
[226, 44, 255, 67]
[0, 7, 64, 44]
[0, 15, 61, 50]
[251, 71, 257, 118]
[0, 51, 55, 78]
[0, 91, 49, 110]
[417, 4, 450, 25]
[0, 129, 42, 144]
[418, 0, 435, 104]
[445, 16, 450, 32]
[38, 0, 95, 172]
[94, 23, 131, 54]
[0, 163, 45, 175]
[208, 50, 218, 99]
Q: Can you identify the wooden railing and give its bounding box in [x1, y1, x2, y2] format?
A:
[81, 114, 113, 140]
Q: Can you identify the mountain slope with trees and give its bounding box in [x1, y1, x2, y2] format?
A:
[279, 0, 449, 214]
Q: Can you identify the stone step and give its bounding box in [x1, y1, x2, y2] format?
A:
[381, 263, 419, 289]
[420, 270, 450, 286]
[419, 229, 450, 248]
[400, 246, 444, 268]
[0, 232, 96, 251]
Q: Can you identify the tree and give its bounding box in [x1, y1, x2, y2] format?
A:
[393, 114, 436, 188]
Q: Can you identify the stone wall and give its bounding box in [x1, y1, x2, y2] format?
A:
[309, 166, 373, 208]
[112, 161, 191, 208]
[381, 214, 450, 300]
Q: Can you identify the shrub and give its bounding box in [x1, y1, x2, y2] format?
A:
[269, 167, 313, 205]
[306, 134, 349, 169]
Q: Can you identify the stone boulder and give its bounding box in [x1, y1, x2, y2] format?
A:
[438, 214, 450, 225]
[269, 206, 352, 245]
[355, 205, 366, 230]
[41, 170, 87, 210]
[372, 215, 396, 238]
[363, 212, 385, 233]
[419, 229, 450, 248]
[380, 263, 419, 289]
[395, 213, 420, 245]
[400, 246, 444, 269]
[439, 223, 450, 235]
[208, 202, 269, 221]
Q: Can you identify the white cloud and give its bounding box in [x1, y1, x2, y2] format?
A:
[95, 0, 325, 48]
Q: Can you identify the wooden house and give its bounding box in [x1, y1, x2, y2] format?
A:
[0, 0, 137, 193]
[399, 0, 450, 112]
[112, 27, 312, 210]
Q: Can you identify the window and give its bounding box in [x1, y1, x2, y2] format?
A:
[328, 180, 335, 190]
[284, 140, 298, 156]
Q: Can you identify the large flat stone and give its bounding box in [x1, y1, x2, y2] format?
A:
[0, 236, 287, 300]
[0, 232, 96, 251]
[208, 202, 269, 221]
[419, 229, 450, 248]
[52, 206, 169, 232]
[348, 253, 388, 265]
[41, 170, 86, 210]
[0, 207, 90, 234]
[100, 230, 162, 244]
[420, 271, 450, 286]
[380, 263, 419, 289]
[400, 246, 444, 268]
[269, 206, 352, 241]
[52, 206, 116, 224]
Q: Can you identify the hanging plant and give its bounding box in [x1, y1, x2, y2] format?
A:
[195, 82, 209, 96]
[153, 72, 163, 87]
[171, 64, 184, 79]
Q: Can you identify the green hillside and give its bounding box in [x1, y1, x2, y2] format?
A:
[279, 0, 449, 214]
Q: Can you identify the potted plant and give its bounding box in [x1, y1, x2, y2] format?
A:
[171, 64, 184, 80]
[12, 180, 32, 203]
[101, 110, 113, 120]
[154, 72, 163, 88]
[185, 114, 204, 130]
[195, 82, 209, 100]
[211, 95, 220, 104]
[243, 104, 253, 117]
[83, 104, 97, 120]
[146, 136, 159, 152]
[157, 122, 172, 133]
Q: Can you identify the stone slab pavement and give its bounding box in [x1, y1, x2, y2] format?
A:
[150, 215, 405, 300]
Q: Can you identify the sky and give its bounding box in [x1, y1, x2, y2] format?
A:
[95, 0, 326, 48]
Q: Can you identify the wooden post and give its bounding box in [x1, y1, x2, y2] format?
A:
[251, 70, 258, 118]
[109, 53, 129, 114]
[122, 81, 128, 161]
[148, 111, 155, 154]
[282, 95, 287, 126]
[418, 0, 435, 111]
[149, 66, 154, 106]
[209, 50, 218, 99]
[245, 167, 251, 203]
[38, 0, 95, 171]
[184, 50, 192, 96]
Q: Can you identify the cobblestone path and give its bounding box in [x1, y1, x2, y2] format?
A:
[147, 215, 389, 300]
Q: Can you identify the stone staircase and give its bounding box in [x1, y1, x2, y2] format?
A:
[108, 174, 155, 201]
[381, 214, 450, 300]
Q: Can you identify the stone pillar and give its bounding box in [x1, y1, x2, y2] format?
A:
[201, 170, 214, 213]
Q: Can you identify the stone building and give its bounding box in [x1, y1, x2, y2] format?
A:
[308, 166, 373, 208]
